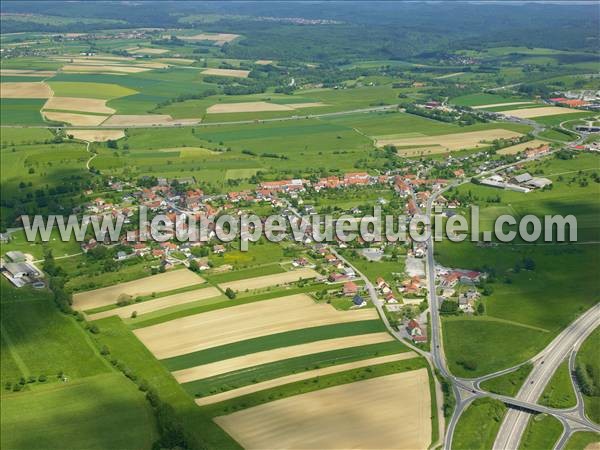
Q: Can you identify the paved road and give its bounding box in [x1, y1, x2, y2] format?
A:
[493, 304, 600, 450]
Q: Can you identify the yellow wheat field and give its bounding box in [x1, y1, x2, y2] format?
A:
[214, 368, 431, 449]
[72, 270, 204, 311]
[87, 286, 221, 321]
[218, 268, 318, 292]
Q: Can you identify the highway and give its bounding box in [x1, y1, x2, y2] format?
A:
[418, 132, 600, 449]
[492, 304, 600, 450]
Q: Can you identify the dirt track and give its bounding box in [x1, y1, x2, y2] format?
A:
[219, 268, 318, 292]
[173, 332, 395, 383]
[72, 270, 204, 311]
[134, 293, 378, 359]
[214, 367, 431, 449]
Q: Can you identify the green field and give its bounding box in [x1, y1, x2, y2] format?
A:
[519, 414, 563, 450]
[539, 360, 577, 409]
[1, 373, 156, 450]
[565, 432, 600, 450]
[0, 99, 46, 125]
[0, 280, 109, 385]
[450, 93, 531, 107]
[443, 318, 550, 377]
[452, 397, 507, 450]
[89, 316, 241, 449]
[480, 363, 533, 396]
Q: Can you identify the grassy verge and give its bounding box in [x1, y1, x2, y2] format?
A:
[162, 319, 385, 371]
[564, 432, 600, 450]
[576, 327, 600, 424]
[519, 414, 563, 450]
[183, 341, 408, 397]
[480, 363, 533, 397]
[452, 398, 507, 450]
[539, 360, 577, 409]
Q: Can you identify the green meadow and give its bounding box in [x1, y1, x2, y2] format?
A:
[1, 99, 46, 125]
[0, 280, 157, 450]
[480, 363, 533, 397]
[539, 360, 577, 409]
[452, 397, 507, 450]
[519, 414, 563, 450]
[1, 373, 156, 450]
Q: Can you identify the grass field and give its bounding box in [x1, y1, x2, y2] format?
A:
[539, 360, 577, 409]
[438, 153, 600, 377]
[452, 397, 507, 450]
[1, 373, 156, 450]
[91, 316, 241, 449]
[48, 81, 137, 100]
[450, 93, 531, 107]
[519, 414, 563, 450]
[480, 363, 533, 396]
[564, 432, 600, 450]
[1, 280, 110, 386]
[443, 318, 551, 377]
[0, 99, 46, 125]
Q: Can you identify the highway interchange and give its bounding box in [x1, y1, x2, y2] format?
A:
[243, 109, 597, 449]
[335, 142, 599, 449]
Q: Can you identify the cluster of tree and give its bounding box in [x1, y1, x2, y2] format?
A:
[575, 361, 600, 397]
[436, 370, 456, 418]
